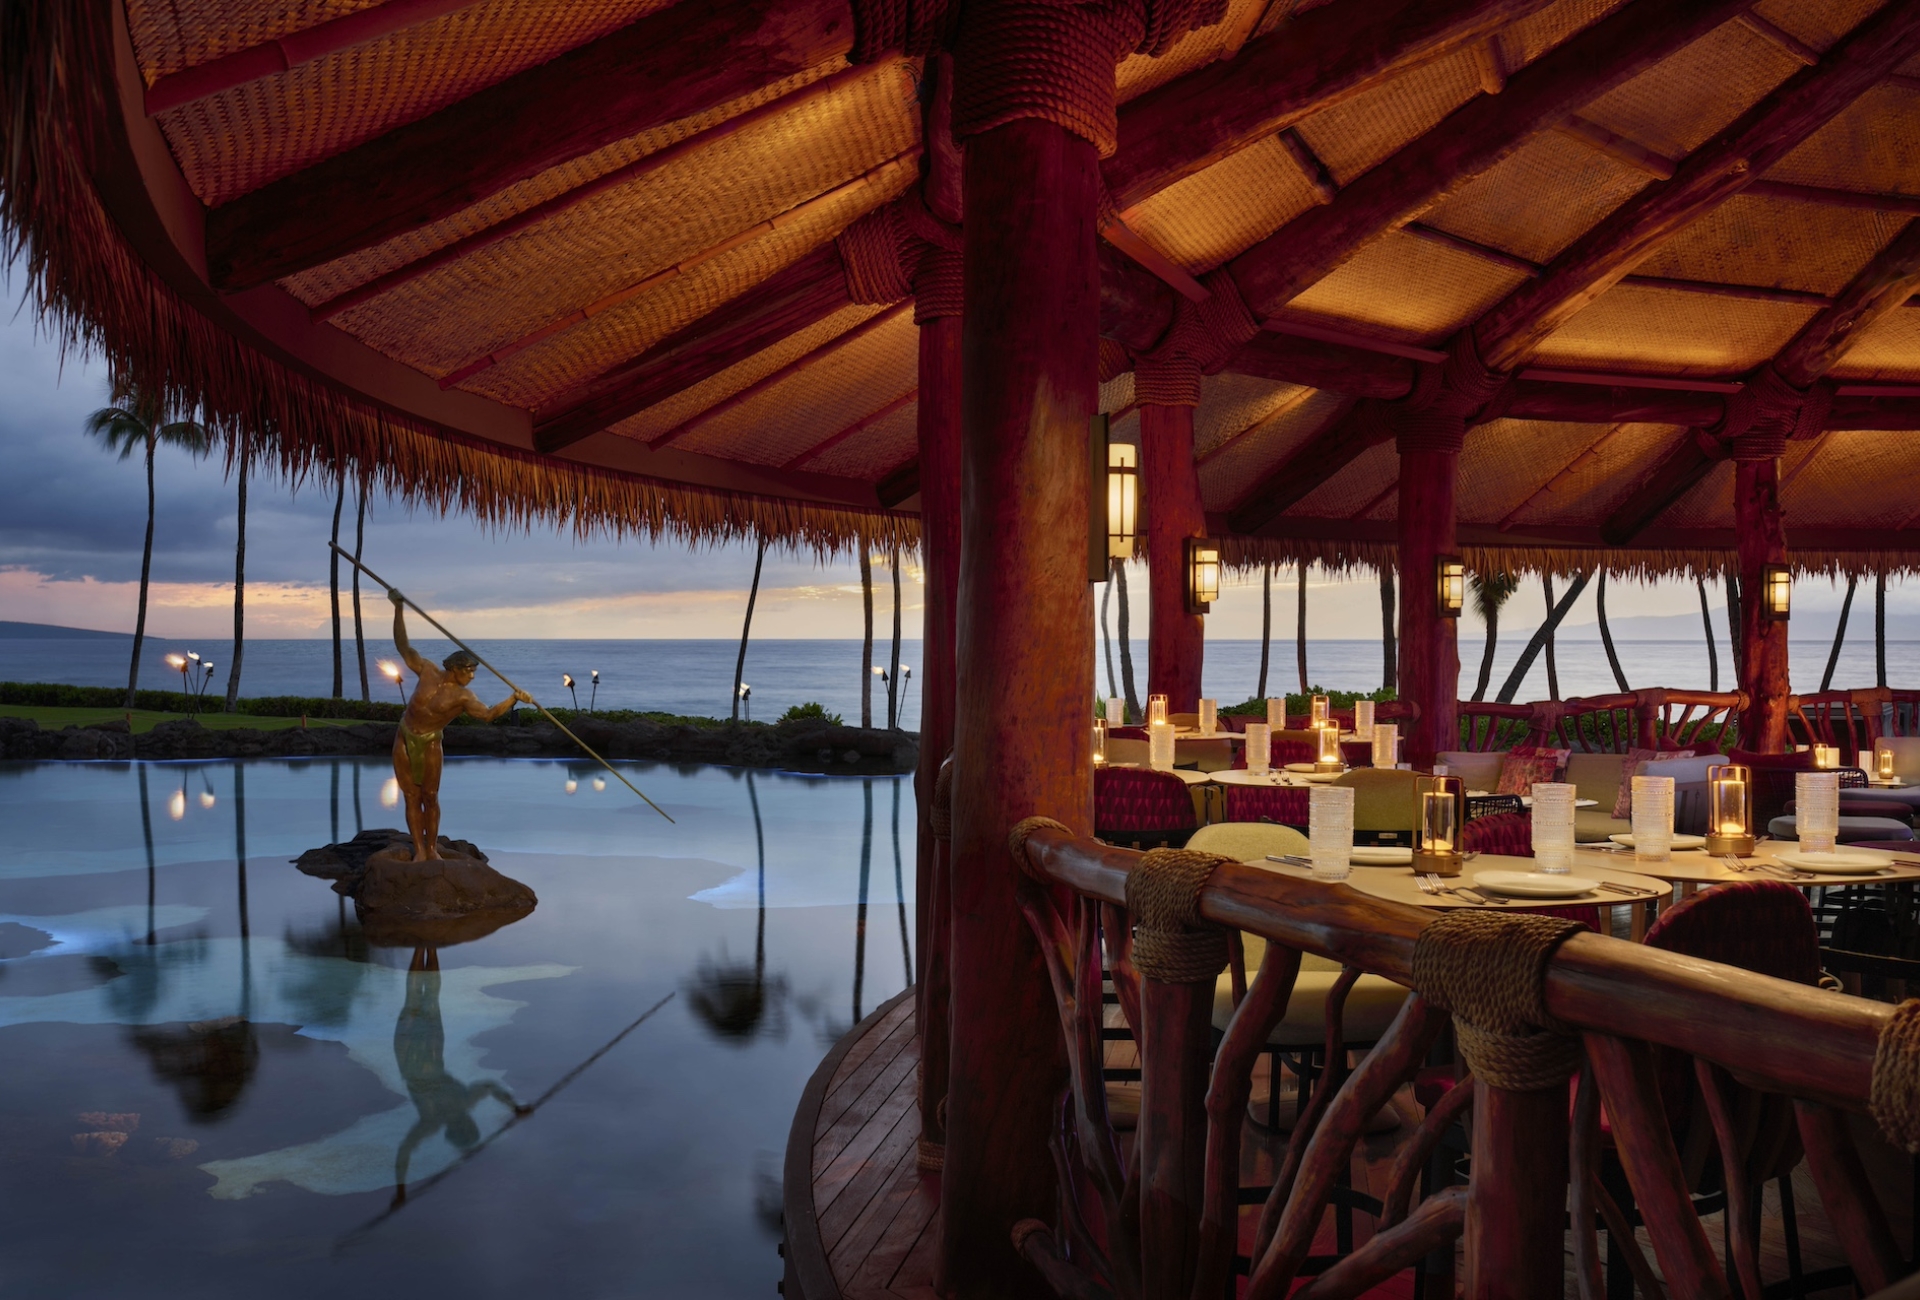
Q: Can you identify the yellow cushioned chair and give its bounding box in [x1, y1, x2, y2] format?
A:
[1331, 767, 1421, 841]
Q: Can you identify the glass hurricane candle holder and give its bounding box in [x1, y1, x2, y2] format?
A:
[1148, 694, 1169, 727]
[1371, 723, 1398, 772]
[1245, 723, 1271, 776]
[1703, 763, 1753, 856]
[1092, 718, 1108, 768]
[1314, 722, 1344, 773]
[1149, 720, 1175, 771]
[1199, 699, 1217, 736]
[1796, 771, 1839, 854]
[1530, 782, 1576, 873]
[1310, 694, 1330, 729]
[1876, 742, 1898, 784]
[1631, 775, 1675, 862]
[1266, 697, 1284, 730]
[1812, 744, 1839, 770]
[1353, 699, 1375, 741]
[1106, 697, 1124, 726]
[1309, 784, 1355, 881]
[1413, 775, 1464, 876]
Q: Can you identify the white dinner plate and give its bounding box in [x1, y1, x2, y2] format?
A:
[1610, 833, 1707, 850]
[1282, 762, 1319, 773]
[1295, 771, 1342, 784]
[1349, 846, 1413, 866]
[1773, 849, 1891, 875]
[1472, 870, 1601, 898]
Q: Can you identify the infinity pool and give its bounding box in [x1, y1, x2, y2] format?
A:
[0, 757, 913, 1298]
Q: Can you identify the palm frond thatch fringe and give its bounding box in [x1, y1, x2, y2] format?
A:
[0, 0, 917, 559]
[1218, 537, 1920, 581]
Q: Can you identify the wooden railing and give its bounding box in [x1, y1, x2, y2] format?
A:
[1456, 690, 1747, 754]
[1009, 825, 1910, 1300]
[1788, 688, 1920, 762]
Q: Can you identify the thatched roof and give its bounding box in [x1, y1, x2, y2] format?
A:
[8, 0, 1920, 568]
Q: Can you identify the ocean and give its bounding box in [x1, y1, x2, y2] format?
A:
[4, 632, 1916, 726]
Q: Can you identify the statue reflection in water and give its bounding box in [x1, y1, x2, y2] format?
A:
[686, 770, 787, 1042]
[391, 943, 529, 1207]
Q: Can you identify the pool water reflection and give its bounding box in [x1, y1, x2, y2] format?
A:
[0, 757, 913, 1298]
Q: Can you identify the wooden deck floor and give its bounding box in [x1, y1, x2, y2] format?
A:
[785, 989, 1913, 1299]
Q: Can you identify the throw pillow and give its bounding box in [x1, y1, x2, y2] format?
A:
[1496, 745, 1570, 796]
[1613, 747, 1696, 819]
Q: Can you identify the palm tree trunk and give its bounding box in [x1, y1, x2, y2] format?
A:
[1295, 558, 1309, 696]
[888, 541, 902, 729]
[1101, 566, 1116, 702]
[1821, 575, 1858, 691]
[1115, 560, 1140, 722]
[1698, 577, 1719, 692]
[1725, 569, 1743, 666]
[732, 537, 766, 721]
[352, 479, 369, 702]
[1543, 574, 1561, 700]
[1497, 572, 1591, 703]
[1597, 571, 1629, 691]
[329, 472, 345, 698]
[1877, 571, 1888, 688]
[1257, 562, 1272, 699]
[860, 548, 874, 728]
[1379, 566, 1397, 693]
[224, 454, 247, 712]
[1472, 602, 1499, 701]
[128, 433, 156, 710]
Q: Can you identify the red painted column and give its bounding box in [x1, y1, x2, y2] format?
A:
[942, 113, 1095, 1298]
[912, 260, 962, 1164]
[1396, 425, 1462, 768]
[1141, 395, 1206, 711]
[1734, 442, 1790, 751]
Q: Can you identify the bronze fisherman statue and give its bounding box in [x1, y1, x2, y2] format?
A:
[389, 589, 530, 861]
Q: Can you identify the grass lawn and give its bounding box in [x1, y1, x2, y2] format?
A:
[0, 704, 369, 735]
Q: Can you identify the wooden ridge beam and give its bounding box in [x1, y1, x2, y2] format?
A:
[1470, 0, 1920, 372]
[1828, 393, 1920, 428]
[875, 456, 919, 507]
[647, 301, 910, 450]
[532, 244, 853, 454]
[1774, 218, 1920, 387]
[204, 0, 859, 290]
[1102, 0, 1551, 211]
[1497, 422, 1630, 531]
[145, 0, 473, 116]
[782, 388, 916, 468]
[1225, 330, 1417, 398]
[1194, 388, 1319, 467]
[1224, 398, 1373, 533]
[1225, 0, 1755, 316]
[1598, 434, 1723, 546]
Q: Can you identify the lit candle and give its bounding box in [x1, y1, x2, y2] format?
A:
[1421, 790, 1456, 854]
[1148, 694, 1168, 727]
[1813, 744, 1839, 770]
[1877, 744, 1897, 782]
[1315, 722, 1342, 770]
[1310, 695, 1330, 729]
[1091, 718, 1108, 767]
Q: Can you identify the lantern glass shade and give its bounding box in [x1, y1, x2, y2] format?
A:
[1092, 718, 1108, 767]
[1437, 557, 1466, 618]
[1314, 723, 1343, 771]
[1310, 694, 1330, 728]
[1705, 763, 1753, 855]
[1877, 743, 1897, 783]
[1107, 442, 1138, 559]
[1812, 744, 1839, 770]
[1413, 775, 1464, 874]
[1186, 538, 1221, 614]
[1147, 694, 1168, 727]
[1761, 564, 1792, 620]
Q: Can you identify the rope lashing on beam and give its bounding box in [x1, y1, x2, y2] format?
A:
[1133, 267, 1260, 403]
[1008, 815, 1074, 879]
[1714, 363, 1834, 458]
[847, 0, 962, 62]
[912, 246, 963, 321]
[839, 204, 915, 304]
[1412, 911, 1589, 1092]
[1124, 848, 1233, 983]
[1871, 998, 1920, 1153]
[837, 192, 965, 317]
[1099, 337, 1133, 383]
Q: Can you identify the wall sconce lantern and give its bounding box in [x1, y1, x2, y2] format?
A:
[1704, 763, 1753, 857]
[1090, 414, 1138, 581]
[1185, 538, 1221, 614]
[1761, 564, 1792, 621]
[1436, 557, 1466, 618]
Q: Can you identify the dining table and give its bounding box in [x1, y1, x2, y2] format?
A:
[1252, 852, 1673, 939]
[1575, 837, 1920, 900]
[1209, 768, 1341, 788]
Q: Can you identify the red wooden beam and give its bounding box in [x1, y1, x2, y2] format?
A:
[1470, 0, 1920, 371]
[1224, 398, 1375, 533]
[1598, 434, 1722, 546]
[1774, 218, 1920, 387]
[1226, 331, 1417, 398]
[144, 0, 474, 116]
[1102, 0, 1551, 211]
[1225, 0, 1756, 316]
[782, 388, 916, 468]
[204, 0, 859, 290]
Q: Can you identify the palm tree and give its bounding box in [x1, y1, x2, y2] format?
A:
[1113, 558, 1141, 722]
[1295, 559, 1309, 695]
[1378, 566, 1397, 693]
[1596, 570, 1629, 692]
[223, 449, 249, 712]
[860, 549, 874, 728]
[330, 469, 346, 698]
[732, 537, 766, 722]
[84, 385, 209, 708]
[1256, 561, 1272, 699]
[1469, 570, 1521, 701]
[1697, 576, 1719, 691]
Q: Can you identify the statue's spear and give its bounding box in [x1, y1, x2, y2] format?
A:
[328, 544, 672, 822]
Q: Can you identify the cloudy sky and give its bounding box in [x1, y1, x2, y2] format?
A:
[0, 284, 1899, 643]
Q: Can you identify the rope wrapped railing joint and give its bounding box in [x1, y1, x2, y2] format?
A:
[1871, 998, 1920, 1153]
[1413, 911, 1589, 1092]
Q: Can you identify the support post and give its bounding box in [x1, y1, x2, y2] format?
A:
[1395, 427, 1461, 767]
[1733, 445, 1790, 751]
[1137, 973, 1214, 1299]
[1465, 1082, 1571, 1299]
[1142, 400, 1206, 711]
[943, 114, 1095, 1297]
[914, 297, 963, 1162]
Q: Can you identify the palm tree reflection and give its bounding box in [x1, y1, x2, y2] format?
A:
[892, 777, 910, 984]
[853, 778, 872, 1022]
[684, 771, 787, 1042]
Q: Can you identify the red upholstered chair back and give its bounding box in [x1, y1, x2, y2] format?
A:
[1094, 767, 1197, 836]
[1231, 740, 1316, 770]
[1460, 811, 1531, 857]
[1222, 784, 1309, 827]
[1108, 726, 1148, 741]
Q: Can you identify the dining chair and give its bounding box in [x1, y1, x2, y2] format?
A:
[1104, 737, 1151, 767]
[1222, 784, 1309, 827]
[1331, 767, 1421, 846]
[1092, 766, 1197, 849]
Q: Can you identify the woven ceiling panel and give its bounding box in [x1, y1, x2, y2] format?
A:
[1198, 388, 1340, 512]
[325, 68, 918, 377]
[1530, 283, 1817, 377]
[466, 160, 914, 408]
[1282, 230, 1530, 346]
[1754, 0, 1889, 53]
[1294, 48, 1482, 188]
[1456, 418, 1626, 526]
[804, 399, 919, 479]
[1579, 20, 1797, 162]
[1826, 308, 1920, 382]
[1193, 373, 1310, 458]
[1634, 195, 1912, 297]
[1420, 131, 1649, 266]
[145, 0, 672, 206]
[126, 0, 380, 79]
[1125, 135, 1321, 272]
[1766, 83, 1920, 195]
[284, 63, 841, 305]
[1495, 421, 1689, 528]
[1780, 430, 1920, 530]
[1286, 439, 1398, 517]
[603, 302, 892, 445]
[1115, 0, 1271, 103]
[1658, 458, 1735, 530]
[673, 309, 918, 465]
[1102, 373, 1138, 421]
